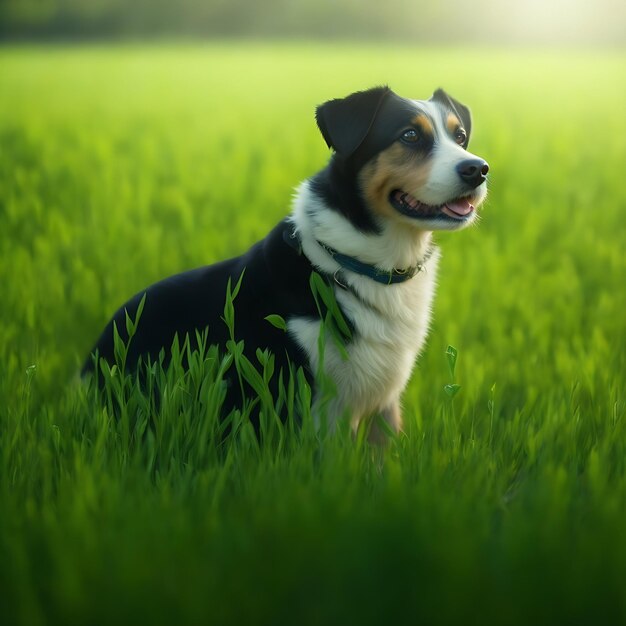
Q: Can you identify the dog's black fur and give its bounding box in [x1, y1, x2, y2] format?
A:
[81, 221, 317, 401]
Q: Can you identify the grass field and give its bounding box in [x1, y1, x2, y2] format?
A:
[1, 43, 626, 625]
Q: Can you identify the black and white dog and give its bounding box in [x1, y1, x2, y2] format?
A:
[82, 86, 488, 435]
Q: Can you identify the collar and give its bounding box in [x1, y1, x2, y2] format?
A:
[315, 240, 433, 285]
[282, 224, 433, 288]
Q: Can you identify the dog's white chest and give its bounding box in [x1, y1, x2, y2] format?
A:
[288, 258, 438, 427]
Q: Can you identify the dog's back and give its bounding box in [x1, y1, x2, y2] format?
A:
[82, 221, 316, 405]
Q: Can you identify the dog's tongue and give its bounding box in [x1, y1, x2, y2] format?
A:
[441, 198, 474, 218]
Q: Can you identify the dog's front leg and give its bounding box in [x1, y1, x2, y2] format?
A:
[368, 400, 403, 444]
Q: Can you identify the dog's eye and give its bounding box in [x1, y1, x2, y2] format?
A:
[454, 129, 467, 145]
[401, 129, 419, 143]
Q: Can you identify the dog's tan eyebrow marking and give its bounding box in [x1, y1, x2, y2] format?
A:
[411, 114, 434, 135]
[446, 112, 461, 133]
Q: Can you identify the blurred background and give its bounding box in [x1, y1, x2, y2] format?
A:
[1, 0, 624, 45]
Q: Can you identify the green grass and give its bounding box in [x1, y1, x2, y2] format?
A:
[1, 43, 626, 625]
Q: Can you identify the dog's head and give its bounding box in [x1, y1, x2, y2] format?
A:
[316, 86, 488, 231]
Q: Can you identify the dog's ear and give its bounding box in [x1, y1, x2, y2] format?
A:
[431, 88, 472, 142]
[316, 86, 391, 156]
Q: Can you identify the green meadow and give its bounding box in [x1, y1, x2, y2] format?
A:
[1, 44, 626, 624]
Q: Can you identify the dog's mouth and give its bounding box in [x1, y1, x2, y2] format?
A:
[389, 189, 475, 221]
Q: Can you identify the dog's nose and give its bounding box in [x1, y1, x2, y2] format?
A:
[456, 159, 489, 188]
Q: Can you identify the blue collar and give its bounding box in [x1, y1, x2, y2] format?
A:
[316, 240, 433, 285]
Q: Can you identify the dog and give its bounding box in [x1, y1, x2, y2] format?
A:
[82, 85, 488, 436]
